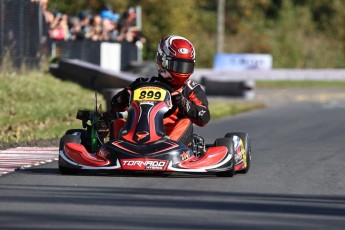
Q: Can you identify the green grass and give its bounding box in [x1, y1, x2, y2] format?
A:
[209, 101, 265, 120]
[0, 71, 105, 143]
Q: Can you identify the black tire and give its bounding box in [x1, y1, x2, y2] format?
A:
[59, 164, 80, 175]
[58, 134, 81, 175]
[214, 138, 235, 177]
[225, 132, 251, 174]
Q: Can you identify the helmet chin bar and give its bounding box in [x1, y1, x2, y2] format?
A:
[159, 69, 173, 81]
[158, 66, 191, 88]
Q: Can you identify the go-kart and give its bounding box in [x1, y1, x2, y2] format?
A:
[58, 82, 251, 177]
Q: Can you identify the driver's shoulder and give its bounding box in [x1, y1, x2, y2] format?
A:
[185, 79, 200, 90]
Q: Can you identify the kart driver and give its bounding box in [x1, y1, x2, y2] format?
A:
[109, 35, 210, 146]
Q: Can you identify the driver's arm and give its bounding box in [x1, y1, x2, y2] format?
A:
[184, 85, 210, 127]
[173, 84, 210, 127]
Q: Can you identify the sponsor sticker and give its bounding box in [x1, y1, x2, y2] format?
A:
[180, 151, 190, 161]
[178, 48, 190, 54]
[98, 147, 110, 158]
[121, 158, 168, 171]
[198, 110, 206, 117]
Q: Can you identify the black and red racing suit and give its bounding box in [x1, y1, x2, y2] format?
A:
[110, 75, 210, 145]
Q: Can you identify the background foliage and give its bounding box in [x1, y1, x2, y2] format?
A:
[48, 0, 345, 68]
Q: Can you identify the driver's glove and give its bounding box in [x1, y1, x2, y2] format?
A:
[172, 92, 190, 114]
[111, 88, 130, 111]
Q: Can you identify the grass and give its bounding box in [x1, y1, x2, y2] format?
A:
[209, 101, 265, 120]
[0, 71, 105, 143]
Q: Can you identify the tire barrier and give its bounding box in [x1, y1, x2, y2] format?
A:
[50, 58, 137, 91]
[201, 77, 255, 100]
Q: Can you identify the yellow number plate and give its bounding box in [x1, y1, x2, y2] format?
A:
[132, 87, 167, 101]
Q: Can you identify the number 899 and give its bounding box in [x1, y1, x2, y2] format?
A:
[139, 90, 162, 100]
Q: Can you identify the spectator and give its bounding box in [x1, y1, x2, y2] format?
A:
[69, 16, 85, 40]
[89, 15, 103, 41]
[49, 13, 69, 41]
[79, 11, 92, 39]
[116, 8, 137, 42]
[38, 1, 145, 45]
[101, 18, 119, 42]
[35, 0, 68, 40]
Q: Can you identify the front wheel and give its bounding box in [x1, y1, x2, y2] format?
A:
[58, 134, 81, 175]
[214, 138, 235, 177]
[225, 132, 251, 174]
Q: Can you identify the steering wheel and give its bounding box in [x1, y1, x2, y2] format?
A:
[129, 81, 178, 118]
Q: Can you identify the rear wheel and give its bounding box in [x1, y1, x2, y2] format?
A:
[225, 132, 251, 174]
[214, 138, 235, 177]
[58, 134, 81, 175]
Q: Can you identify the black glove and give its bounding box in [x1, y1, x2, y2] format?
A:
[111, 88, 130, 110]
[172, 92, 190, 113]
[172, 92, 183, 107]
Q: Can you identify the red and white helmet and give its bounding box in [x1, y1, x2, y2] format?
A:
[156, 35, 196, 87]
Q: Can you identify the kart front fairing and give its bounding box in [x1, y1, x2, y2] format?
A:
[60, 138, 232, 173]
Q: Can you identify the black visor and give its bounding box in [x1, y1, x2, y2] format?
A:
[166, 58, 194, 74]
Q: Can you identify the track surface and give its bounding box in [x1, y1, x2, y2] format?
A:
[1, 100, 345, 229]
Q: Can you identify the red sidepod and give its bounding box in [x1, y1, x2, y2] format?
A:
[64, 143, 111, 166]
[178, 146, 228, 169]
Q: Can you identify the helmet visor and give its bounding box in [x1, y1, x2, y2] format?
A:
[166, 58, 194, 74]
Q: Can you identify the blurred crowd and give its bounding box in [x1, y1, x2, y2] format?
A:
[32, 0, 145, 47]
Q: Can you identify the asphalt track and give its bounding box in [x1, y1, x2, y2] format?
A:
[1, 99, 345, 229]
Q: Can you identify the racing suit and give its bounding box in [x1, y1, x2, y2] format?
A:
[110, 75, 210, 145]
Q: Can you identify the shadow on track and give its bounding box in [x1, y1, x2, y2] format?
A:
[20, 165, 221, 178]
[1, 183, 345, 229]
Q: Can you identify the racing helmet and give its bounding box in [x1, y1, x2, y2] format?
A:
[156, 35, 196, 87]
